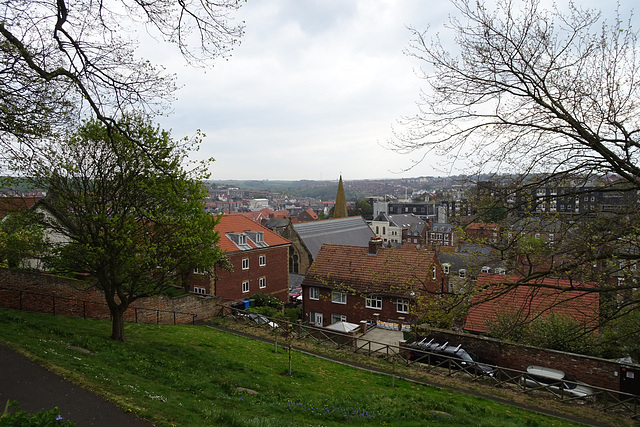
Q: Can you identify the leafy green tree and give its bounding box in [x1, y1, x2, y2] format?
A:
[0, 209, 46, 269]
[30, 116, 223, 341]
[348, 199, 373, 219]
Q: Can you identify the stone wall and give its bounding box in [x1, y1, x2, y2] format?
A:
[0, 268, 222, 325]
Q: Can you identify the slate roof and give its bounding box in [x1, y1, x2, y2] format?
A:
[293, 216, 374, 258]
[216, 214, 290, 253]
[465, 273, 599, 333]
[302, 244, 440, 295]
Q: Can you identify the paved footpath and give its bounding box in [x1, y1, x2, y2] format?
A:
[0, 344, 153, 426]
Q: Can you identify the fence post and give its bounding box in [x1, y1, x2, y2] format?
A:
[156, 310, 159, 324]
[52, 296, 56, 316]
[173, 311, 176, 325]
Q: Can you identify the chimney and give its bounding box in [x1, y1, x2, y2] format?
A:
[368, 236, 382, 255]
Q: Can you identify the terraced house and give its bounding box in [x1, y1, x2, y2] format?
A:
[301, 238, 445, 327]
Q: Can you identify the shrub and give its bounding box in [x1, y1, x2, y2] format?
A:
[1, 401, 76, 426]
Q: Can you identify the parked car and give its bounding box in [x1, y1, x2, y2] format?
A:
[289, 287, 302, 302]
[407, 338, 494, 376]
[519, 365, 594, 399]
[236, 311, 279, 329]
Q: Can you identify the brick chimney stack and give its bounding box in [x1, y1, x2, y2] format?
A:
[368, 236, 382, 255]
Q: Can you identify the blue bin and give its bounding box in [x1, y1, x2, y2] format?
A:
[243, 300, 250, 309]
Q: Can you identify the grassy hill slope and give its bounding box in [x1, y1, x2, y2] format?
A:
[0, 309, 593, 426]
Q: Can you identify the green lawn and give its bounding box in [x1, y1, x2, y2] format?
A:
[0, 308, 589, 426]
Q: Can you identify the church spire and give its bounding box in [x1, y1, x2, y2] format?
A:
[334, 175, 348, 218]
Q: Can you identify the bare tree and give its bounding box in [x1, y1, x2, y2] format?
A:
[393, 0, 639, 182]
[391, 0, 640, 344]
[0, 0, 244, 157]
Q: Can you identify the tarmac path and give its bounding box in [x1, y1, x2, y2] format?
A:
[0, 343, 153, 426]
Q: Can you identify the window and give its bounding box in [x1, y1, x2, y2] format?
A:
[481, 266, 491, 273]
[331, 291, 347, 304]
[238, 234, 247, 245]
[242, 258, 249, 270]
[259, 255, 266, 266]
[432, 266, 437, 279]
[442, 263, 450, 274]
[242, 281, 249, 293]
[365, 295, 382, 309]
[309, 287, 319, 300]
[459, 269, 466, 279]
[259, 277, 266, 289]
[397, 299, 410, 313]
[331, 314, 347, 324]
[193, 267, 205, 275]
[193, 286, 206, 295]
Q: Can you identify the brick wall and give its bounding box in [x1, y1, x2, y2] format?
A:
[303, 287, 413, 327]
[0, 268, 222, 324]
[214, 246, 289, 302]
[412, 326, 636, 392]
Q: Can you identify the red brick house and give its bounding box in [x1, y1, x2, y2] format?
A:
[301, 239, 445, 327]
[465, 273, 600, 333]
[464, 222, 500, 244]
[188, 214, 291, 302]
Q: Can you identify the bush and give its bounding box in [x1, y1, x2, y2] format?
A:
[250, 293, 283, 310]
[1, 401, 76, 426]
[284, 307, 300, 323]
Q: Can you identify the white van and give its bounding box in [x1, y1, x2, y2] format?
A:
[520, 365, 594, 399]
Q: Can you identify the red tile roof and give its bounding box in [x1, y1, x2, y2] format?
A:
[302, 244, 442, 296]
[216, 214, 290, 253]
[465, 273, 600, 333]
[0, 196, 41, 219]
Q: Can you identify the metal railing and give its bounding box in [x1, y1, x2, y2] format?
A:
[0, 286, 198, 325]
[222, 306, 640, 420]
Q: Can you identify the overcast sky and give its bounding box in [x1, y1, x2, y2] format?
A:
[146, 0, 638, 181]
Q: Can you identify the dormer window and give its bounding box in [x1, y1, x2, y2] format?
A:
[442, 263, 450, 274]
[226, 232, 251, 250]
[245, 231, 268, 248]
[459, 269, 466, 279]
[481, 266, 491, 273]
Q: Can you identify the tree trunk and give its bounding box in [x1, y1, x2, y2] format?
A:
[109, 305, 126, 342]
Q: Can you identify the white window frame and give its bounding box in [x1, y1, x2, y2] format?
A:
[397, 298, 410, 314]
[242, 281, 249, 293]
[309, 287, 319, 300]
[310, 312, 323, 326]
[259, 255, 266, 266]
[459, 269, 466, 279]
[331, 314, 347, 324]
[365, 295, 382, 310]
[193, 286, 206, 295]
[242, 258, 249, 270]
[259, 277, 266, 289]
[331, 291, 347, 304]
[442, 263, 450, 274]
[432, 265, 437, 279]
